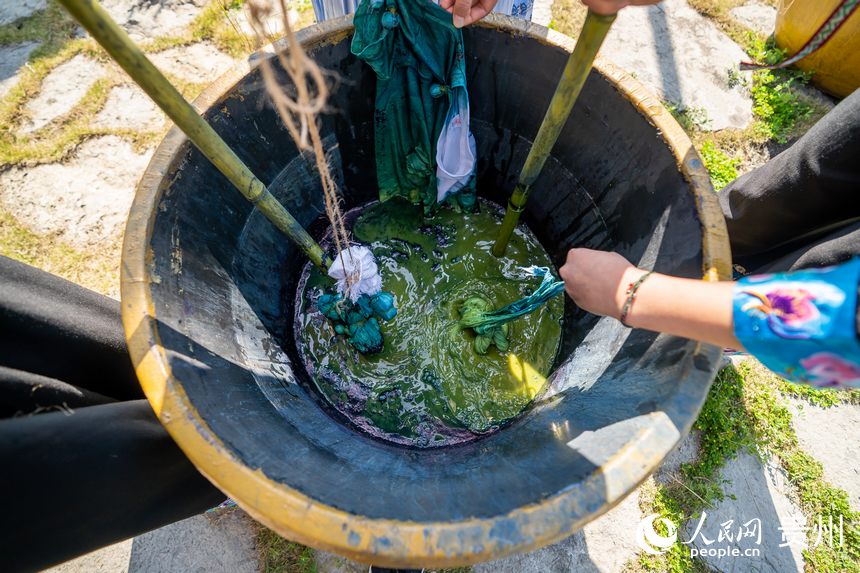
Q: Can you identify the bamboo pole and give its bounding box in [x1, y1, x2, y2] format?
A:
[492, 10, 615, 257]
[58, 0, 331, 271]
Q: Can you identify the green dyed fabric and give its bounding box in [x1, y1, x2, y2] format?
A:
[351, 0, 476, 213]
[459, 296, 510, 354]
[459, 266, 565, 354]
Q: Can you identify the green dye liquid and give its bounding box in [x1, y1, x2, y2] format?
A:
[295, 199, 563, 447]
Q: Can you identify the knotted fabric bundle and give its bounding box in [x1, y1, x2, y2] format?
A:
[459, 266, 565, 354]
[318, 290, 397, 354]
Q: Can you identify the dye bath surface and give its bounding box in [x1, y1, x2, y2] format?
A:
[295, 199, 563, 447]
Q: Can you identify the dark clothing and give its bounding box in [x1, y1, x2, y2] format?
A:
[0, 257, 225, 572]
[719, 88, 860, 274]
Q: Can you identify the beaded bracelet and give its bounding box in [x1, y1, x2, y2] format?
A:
[619, 270, 653, 327]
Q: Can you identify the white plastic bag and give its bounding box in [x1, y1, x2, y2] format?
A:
[436, 86, 477, 202]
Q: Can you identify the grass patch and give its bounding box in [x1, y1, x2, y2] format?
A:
[549, 0, 824, 185]
[0, 0, 249, 167]
[635, 365, 753, 572]
[666, 103, 712, 132]
[637, 361, 860, 572]
[0, 1, 80, 48]
[685, 2, 826, 144]
[776, 377, 860, 407]
[549, 0, 587, 38]
[685, 0, 767, 48]
[0, 210, 118, 296]
[142, 0, 317, 57]
[255, 527, 319, 573]
[253, 526, 473, 573]
[740, 362, 860, 572]
[698, 139, 739, 190]
[141, 0, 256, 57]
[744, 34, 817, 144]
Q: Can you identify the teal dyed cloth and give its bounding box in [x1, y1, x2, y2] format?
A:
[459, 266, 564, 353]
[318, 291, 397, 354]
[351, 0, 477, 213]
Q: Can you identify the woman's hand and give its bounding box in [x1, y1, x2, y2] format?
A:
[580, 0, 662, 15]
[559, 248, 641, 319]
[559, 247, 741, 349]
[439, 0, 499, 28]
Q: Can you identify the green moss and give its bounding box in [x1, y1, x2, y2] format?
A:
[666, 103, 711, 132]
[255, 528, 319, 573]
[637, 362, 860, 571]
[699, 139, 739, 190]
[776, 377, 860, 408]
[738, 362, 860, 572]
[0, 210, 118, 296]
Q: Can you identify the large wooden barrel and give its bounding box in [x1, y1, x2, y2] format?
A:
[775, 0, 860, 98]
[121, 15, 730, 568]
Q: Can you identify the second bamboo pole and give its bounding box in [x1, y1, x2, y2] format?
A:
[492, 10, 615, 257]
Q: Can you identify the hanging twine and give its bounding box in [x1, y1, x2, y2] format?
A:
[246, 0, 355, 287]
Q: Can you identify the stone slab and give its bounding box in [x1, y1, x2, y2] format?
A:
[92, 84, 166, 130]
[44, 539, 132, 573]
[0, 41, 40, 99]
[785, 397, 860, 512]
[730, 2, 777, 36]
[22, 54, 106, 133]
[100, 0, 208, 41]
[0, 136, 153, 247]
[150, 42, 237, 84]
[127, 510, 258, 573]
[600, 0, 753, 130]
[0, 0, 46, 26]
[685, 450, 805, 573]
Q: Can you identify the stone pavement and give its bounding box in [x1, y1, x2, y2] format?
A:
[598, 0, 756, 131]
[1, 1, 856, 572]
[0, 0, 47, 26]
[786, 398, 860, 513]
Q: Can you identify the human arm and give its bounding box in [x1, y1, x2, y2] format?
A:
[560, 248, 860, 389]
[559, 248, 741, 349]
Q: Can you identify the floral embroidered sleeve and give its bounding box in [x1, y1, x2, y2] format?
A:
[732, 257, 860, 389]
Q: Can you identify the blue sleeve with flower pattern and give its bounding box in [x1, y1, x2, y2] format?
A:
[733, 257, 860, 389]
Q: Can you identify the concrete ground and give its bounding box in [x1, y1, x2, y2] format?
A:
[2, 0, 856, 572]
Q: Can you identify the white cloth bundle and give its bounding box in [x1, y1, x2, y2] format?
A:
[327, 245, 383, 302]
